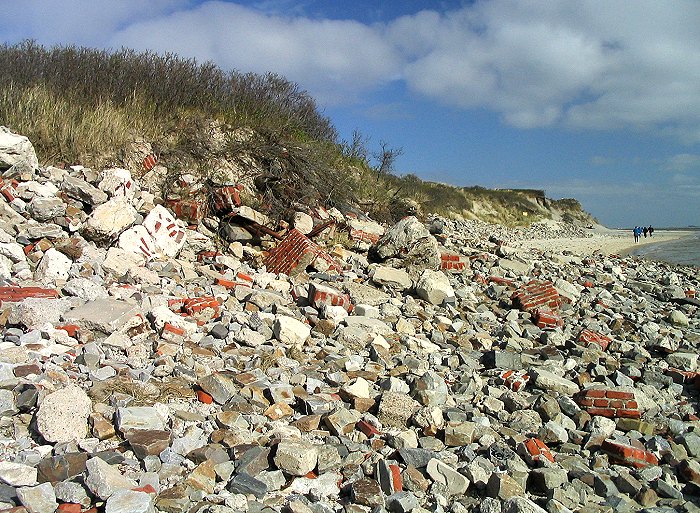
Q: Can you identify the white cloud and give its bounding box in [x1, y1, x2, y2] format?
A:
[107, 2, 402, 105]
[663, 153, 700, 172]
[3, 0, 700, 139]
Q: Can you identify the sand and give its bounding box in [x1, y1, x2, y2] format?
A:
[514, 228, 692, 258]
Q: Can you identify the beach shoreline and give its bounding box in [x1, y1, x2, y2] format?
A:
[513, 228, 693, 259]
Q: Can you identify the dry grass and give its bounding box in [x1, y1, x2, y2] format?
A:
[89, 377, 195, 406]
[0, 41, 573, 226]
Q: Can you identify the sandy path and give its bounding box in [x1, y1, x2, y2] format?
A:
[514, 230, 691, 258]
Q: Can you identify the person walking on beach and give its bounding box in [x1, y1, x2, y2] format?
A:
[633, 226, 640, 243]
[643, 226, 648, 238]
[648, 225, 654, 237]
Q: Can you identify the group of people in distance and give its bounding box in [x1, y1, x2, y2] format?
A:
[633, 225, 654, 243]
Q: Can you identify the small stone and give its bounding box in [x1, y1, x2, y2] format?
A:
[273, 315, 311, 348]
[351, 478, 384, 507]
[0, 461, 38, 487]
[35, 385, 92, 443]
[378, 392, 420, 427]
[273, 438, 317, 476]
[105, 489, 155, 513]
[115, 407, 166, 433]
[16, 482, 57, 513]
[386, 491, 419, 513]
[426, 458, 469, 495]
[228, 473, 268, 499]
[85, 457, 138, 500]
[486, 472, 525, 500]
[125, 430, 171, 459]
[415, 269, 455, 305]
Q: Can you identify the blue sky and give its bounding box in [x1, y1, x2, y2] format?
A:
[2, 0, 700, 227]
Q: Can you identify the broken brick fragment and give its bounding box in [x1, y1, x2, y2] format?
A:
[601, 439, 658, 468]
[578, 329, 612, 351]
[264, 229, 341, 276]
[533, 308, 564, 329]
[0, 286, 60, 302]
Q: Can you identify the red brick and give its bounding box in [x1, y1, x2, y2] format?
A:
[197, 390, 214, 404]
[389, 464, 403, 492]
[0, 286, 59, 302]
[583, 389, 607, 398]
[143, 154, 158, 171]
[616, 409, 642, 419]
[55, 324, 79, 338]
[57, 505, 82, 513]
[162, 323, 185, 336]
[606, 390, 634, 400]
[601, 439, 658, 468]
[578, 329, 612, 351]
[440, 252, 469, 273]
[349, 229, 381, 245]
[182, 296, 220, 317]
[534, 309, 563, 328]
[586, 407, 616, 417]
[499, 369, 529, 392]
[308, 282, 353, 312]
[593, 399, 610, 407]
[520, 437, 555, 464]
[488, 276, 515, 286]
[132, 484, 157, 494]
[356, 420, 381, 437]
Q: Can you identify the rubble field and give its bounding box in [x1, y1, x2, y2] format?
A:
[0, 127, 699, 513]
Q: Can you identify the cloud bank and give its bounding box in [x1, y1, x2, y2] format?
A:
[3, 0, 700, 140]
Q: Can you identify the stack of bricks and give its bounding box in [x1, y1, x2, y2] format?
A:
[265, 229, 341, 276]
[574, 389, 641, 418]
[0, 286, 59, 303]
[511, 280, 561, 312]
[210, 184, 242, 215]
[601, 439, 658, 468]
[578, 329, 612, 351]
[308, 282, 353, 312]
[439, 252, 469, 272]
[518, 438, 555, 465]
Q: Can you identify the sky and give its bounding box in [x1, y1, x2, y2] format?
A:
[2, 1, 700, 227]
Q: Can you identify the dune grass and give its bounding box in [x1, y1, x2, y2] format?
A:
[0, 41, 586, 226]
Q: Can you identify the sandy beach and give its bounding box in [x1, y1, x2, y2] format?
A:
[514, 228, 692, 258]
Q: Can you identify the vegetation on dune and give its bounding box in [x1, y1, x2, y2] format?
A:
[0, 41, 592, 226]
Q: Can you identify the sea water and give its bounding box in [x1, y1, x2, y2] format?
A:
[630, 231, 700, 267]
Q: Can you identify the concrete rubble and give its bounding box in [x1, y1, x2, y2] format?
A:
[0, 126, 699, 513]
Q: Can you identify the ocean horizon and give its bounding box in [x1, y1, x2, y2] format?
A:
[629, 230, 700, 268]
